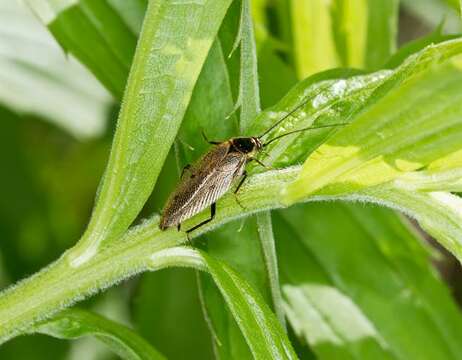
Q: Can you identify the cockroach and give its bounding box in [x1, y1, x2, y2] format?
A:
[159, 99, 346, 234]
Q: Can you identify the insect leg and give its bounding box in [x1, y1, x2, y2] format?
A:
[252, 158, 273, 170]
[234, 171, 247, 194]
[234, 171, 247, 209]
[186, 202, 216, 234]
[180, 164, 191, 178]
[201, 130, 221, 145]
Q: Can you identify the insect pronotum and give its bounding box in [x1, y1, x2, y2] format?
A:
[159, 97, 346, 234]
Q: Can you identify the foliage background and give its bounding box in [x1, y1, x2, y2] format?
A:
[0, 0, 462, 359]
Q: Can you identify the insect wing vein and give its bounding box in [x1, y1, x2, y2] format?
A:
[161, 143, 246, 228]
[178, 155, 244, 223]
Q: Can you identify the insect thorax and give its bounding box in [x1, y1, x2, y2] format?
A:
[230, 137, 261, 154]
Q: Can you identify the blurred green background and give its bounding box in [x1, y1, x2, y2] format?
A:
[0, 0, 461, 359]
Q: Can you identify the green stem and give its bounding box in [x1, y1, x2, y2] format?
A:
[257, 212, 286, 329]
[0, 168, 297, 344]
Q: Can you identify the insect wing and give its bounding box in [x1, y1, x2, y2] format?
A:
[181, 152, 245, 221]
[160, 144, 246, 229]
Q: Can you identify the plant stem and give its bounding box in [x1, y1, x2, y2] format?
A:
[0, 168, 298, 343]
[257, 212, 286, 329]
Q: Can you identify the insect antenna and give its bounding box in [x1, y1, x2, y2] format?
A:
[258, 82, 335, 139]
[262, 123, 348, 148]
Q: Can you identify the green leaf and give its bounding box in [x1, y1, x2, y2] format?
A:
[34, 308, 165, 360]
[69, 0, 233, 266]
[333, 0, 399, 69]
[147, 247, 298, 360]
[0, 0, 111, 139]
[235, 0, 261, 132]
[200, 219, 273, 359]
[285, 39, 462, 203]
[391, 148, 462, 192]
[385, 28, 459, 69]
[331, 0, 368, 68]
[25, 0, 144, 98]
[289, 0, 398, 77]
[362, 0, 399, 69]
[276, 202, 462, 359]
[357, 184, 462, 263]
[290, 0, 340, 77]
[249, 68, 390, 168]
[202, 252, 297, 360]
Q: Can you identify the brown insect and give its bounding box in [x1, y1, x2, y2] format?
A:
[159, 100, 346, 234]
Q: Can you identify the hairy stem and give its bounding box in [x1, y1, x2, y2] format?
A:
[0, 168, 297, 343]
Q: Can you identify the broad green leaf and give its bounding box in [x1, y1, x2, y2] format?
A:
[275, 202, 462, 359]
[69, 0, 233, 265]
[0, 0, 111, 139]
[34, 308, 165, 360]
[285, 39, 462, 203]
[26, 0, 144, 98]
[357, 184, 462, 262]
[249, 68, 390, 169]
[147, 247, 298, 360]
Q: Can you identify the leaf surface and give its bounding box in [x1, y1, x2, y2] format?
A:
[276, 203, 462, 359]
[35, 308, 165, 360]
[285, 40, 462, 203]
[69, 0, 233, 265]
